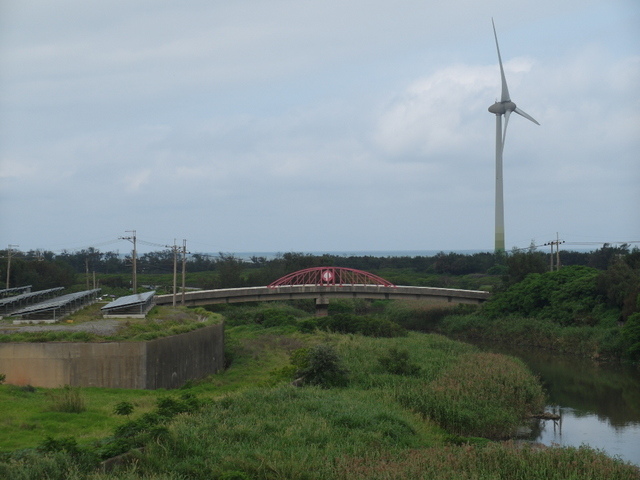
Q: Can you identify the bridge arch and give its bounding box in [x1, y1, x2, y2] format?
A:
[268, 267, 396, 288]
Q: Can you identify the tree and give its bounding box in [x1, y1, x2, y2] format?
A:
[597, 257, 640, 321]
[216, 253, 245, 288]
[505, 250, 547, 284]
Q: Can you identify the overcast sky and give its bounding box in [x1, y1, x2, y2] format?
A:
[1, 0, 638, 255]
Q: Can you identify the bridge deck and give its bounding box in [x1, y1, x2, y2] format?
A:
[155, 284, 490, 307]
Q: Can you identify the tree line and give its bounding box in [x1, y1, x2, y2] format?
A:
[1, 244, 637, 292]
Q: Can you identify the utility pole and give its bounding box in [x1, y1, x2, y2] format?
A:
[543, 233, 565, 271]
[167, 240, 178, 307]
[181, 239, 187, 306]
[5, 244, 19, 289]
[121, 230, 137, 293]
[85, 257, 90, 290]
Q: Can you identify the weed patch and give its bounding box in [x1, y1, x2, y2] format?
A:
[47, 386, 86, 414]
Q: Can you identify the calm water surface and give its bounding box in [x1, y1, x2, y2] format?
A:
[470, 341, 640, 466]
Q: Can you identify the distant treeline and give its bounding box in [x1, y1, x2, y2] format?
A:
[1, 244, 638, 293]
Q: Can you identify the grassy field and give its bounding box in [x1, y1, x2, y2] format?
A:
[1, 305, 639, 479]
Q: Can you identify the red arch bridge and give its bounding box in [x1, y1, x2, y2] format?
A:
[154, 267, 491, 315]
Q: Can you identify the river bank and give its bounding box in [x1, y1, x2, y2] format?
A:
[461, 337, 640, 466]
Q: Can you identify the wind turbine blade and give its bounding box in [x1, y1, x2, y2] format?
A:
[492, 18, 511, 102]
[514, 107, 540, 125]
[502, 110, 511, 150]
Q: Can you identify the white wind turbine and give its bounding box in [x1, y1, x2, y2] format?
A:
[488, 19, 539, 253]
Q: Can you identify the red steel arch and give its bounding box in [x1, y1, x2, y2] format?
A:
[268, 267, 396, 288]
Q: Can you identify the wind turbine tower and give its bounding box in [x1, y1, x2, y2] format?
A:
[488, 19, 539, 253]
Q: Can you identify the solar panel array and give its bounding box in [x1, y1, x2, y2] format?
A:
[0, 287, 65, 315]
[10, 289, 101, 321]
[0, 285, 32, 298]
[101, 291, 155, 316]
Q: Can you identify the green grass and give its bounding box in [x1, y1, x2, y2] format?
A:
[0, 317, 638, 479]
[0, 385, 158, 451]
[132, 386, 446, 479]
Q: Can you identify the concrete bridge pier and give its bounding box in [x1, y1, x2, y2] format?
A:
[315, 296, 329, 317]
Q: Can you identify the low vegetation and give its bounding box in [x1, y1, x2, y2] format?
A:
[388, 264, 640, 364]
[1, 309, 638, 478]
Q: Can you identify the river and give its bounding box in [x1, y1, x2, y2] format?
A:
[470, 341, 640, 466]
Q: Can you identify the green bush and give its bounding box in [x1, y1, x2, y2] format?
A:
[482, 266, 604, 326]
[378, 347, 421, 376]
[113, 401, 134, 417]
[384, 301, 474, 332]
[621, 313, 640, 363]
[295, 344, 349, 388]
[319, 313, 407, 337]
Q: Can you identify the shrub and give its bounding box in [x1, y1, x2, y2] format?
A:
[295, 344, 349, 388]
[621, 312, 640, 363]
[384, 301, 473, 332]
[113, 401, 134, 418]
[378, 347, 421, 376]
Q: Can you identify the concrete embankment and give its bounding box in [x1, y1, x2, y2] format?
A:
[0, 323, 224, 389]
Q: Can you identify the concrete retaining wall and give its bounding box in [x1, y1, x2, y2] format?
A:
[0, 323, 224, 389]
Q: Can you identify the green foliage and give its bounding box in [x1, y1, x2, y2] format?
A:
[113, 401, 134, 417]
[395, 352, 545, 438]
[289, 347, 310, 370]
[332, 443, 640, 480]
[125, 387, 433, 479]
[384, 301, 476, 332]
[46, 386, 86, 414]
[218, 303, 309, 327]
[38, 435, 81, 456]
[295, 344, 349, 388]
[0, 373, 5, 385]
[505, 250, 547, 284]
[439, 313, 623, 358]
[597, 258, 640, 321]
[35, 435, 99, 473]
[621, 313, 640, 363]
[97, 392, 204, 460]
[377, 347, 422, 376]
[483, 266, 605, 326]
[317, 313, 407, 337]
[0, 329, 637, 479]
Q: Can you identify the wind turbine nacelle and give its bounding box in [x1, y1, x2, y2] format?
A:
[488, 101, 516, 115]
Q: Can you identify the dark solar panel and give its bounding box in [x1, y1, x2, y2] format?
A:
[10, 289, 100, 316]
[101, 291, 155, 311]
